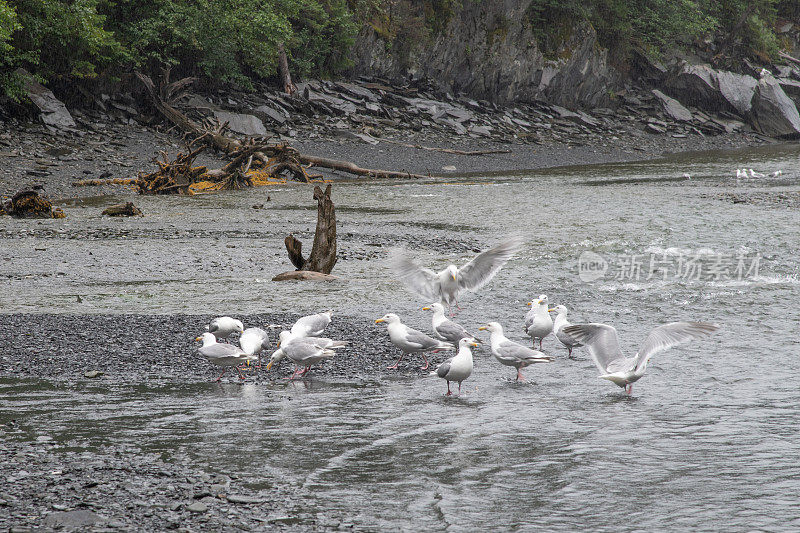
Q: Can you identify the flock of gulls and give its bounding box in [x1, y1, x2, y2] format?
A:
[195, 237, 719, 396]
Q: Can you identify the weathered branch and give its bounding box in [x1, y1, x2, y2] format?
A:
[377, 138, 512, 156]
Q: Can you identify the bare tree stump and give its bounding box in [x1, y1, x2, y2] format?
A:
[278, 43, 297, 96]
[274, 184, 338, 281]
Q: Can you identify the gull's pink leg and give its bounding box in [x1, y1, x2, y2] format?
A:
[446, 382, 452, 396]
[458, 382, 462, 394]
[625, 384, 633, 395]
[284, 366, 301, 380]
[387, 353, 405, 370]
[215, 368, 227, 382]
[516, 369, 525, 382]
[420, 353, 430, 370]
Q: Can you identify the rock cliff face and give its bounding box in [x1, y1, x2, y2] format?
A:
[348, 0, 617, 109]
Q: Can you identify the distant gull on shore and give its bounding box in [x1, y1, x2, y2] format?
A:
[431, 337, 478, 396]
[563, 321, 719, 394]
[375, 313, 453, 370]
[196, 332, 254, 381]
[206, 316, 244, 342]
[479, 322, 553, 381]
[525, 295, 553, 349]
[390, 236, 524, 315]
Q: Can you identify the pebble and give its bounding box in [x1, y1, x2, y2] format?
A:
[186, 502, 208, 513]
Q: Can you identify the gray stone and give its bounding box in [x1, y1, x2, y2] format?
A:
[42, 510, 101, 529]
[84, 370, 103, 378]
[252, 105, 286, 125]
[716, 71, 757, 115]
[186, 501, 208, 513]
[226, 495, 265, 504]
[652, 89, 693, 122]
[749, 76, 800, 138]
[469, 125, 492, 136]
[646, 123, 666, 134]
[777, 78, 800, 103]
[16, 68, 76, 130]
[213, 111, 267, 136]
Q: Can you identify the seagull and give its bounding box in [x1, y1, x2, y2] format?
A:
[525, 295, 553, 349]
[422, 302, 478, 345]
[266, 330, 348, 375]
[196, 332, 254, 381]
[549, 305, 582, 359]
[479, 322, 553, 381]
[239, 327, 270, 366]
[290, 311, 332, 338]
[431, 338, 478, 396]
[390, 236, 524, 315]
[772, 170, 783, 177]
[748, 169, 765, 178]
[206, 316, 244, 342]
[271, 338, 340, 379]
[375, 313, 453, 370]
[736, 169, 747, 178]
[562, 321, 719, 395]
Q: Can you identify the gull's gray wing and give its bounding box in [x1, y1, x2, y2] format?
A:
[635, 322, 719, 372]
[435, 320, 470, 343]
[283, 342, 333, 364]
[199, 343, 244, 360]
[436, 357, 454, 378]
[390, 250, 442, 301]
[292, 336, 347, 349]
[207, 318, 220, 333]
[562, 324, 628, 374]
[405, 327, 449, 350]
[497, 341, 551, 365]
[456, 236, 524, 291]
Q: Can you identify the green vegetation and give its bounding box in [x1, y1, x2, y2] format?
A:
[0, 0, 798, 101]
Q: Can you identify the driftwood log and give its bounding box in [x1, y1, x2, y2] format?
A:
[273, 184, 338, 281]
[102, 202, 143, 216]
[136, 71, 429, 180]
[2, 188, 64, 218]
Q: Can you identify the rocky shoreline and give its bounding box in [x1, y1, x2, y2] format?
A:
[0, 72, 783, 203]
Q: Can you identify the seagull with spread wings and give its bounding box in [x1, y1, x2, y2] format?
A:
[390, 237, 524, 316]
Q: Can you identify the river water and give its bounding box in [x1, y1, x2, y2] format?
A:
[2, 144, 800, 530]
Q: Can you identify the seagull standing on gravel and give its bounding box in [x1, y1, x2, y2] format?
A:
[206, 316, 244, 342]
[550, 305, 582, 359]
[390, 237, 524, 316]
[196, 332, 254, 381]
[432, 337, 478, 396]
[268, 338, 341, 380]
[375, 313, 453, 370]
[290, 311, 333, 338]
[266, 330, 347, 373]
[479, 322, 553, 381]
[525, 295, 553, 349]
[239, 327, 270, 366]
[423, 302, 478, 346]
[563, 321, 719, 395]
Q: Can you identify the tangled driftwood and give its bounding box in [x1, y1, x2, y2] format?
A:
[2, 188, 65, 218]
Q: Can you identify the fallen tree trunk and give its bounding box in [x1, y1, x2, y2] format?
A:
[274, 184, 337, 280]
[376, 138, 512, 156]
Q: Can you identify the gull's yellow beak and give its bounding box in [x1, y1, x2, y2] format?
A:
[277, 341, 281, 348]
[375, 318, 385, 324]
[478, 326, 487, 331]
[526, 302, 532, 306]
[451, 273, 456, 281]
[548, 308, 556, 313]
[265, 361, 273, 371]
[537, 300, 544, 305]
[422, 307, 430, 311]
[195, 336, 202, 341]
[470, 341, 479, 347]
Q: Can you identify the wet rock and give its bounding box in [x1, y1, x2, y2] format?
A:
[42, 510, 101, 529]
[777, 78, 800, 104]
[16, 68, 76, 130]
[226, 495, 265, 504]
[716, 71, 758, 115]
[749, 76, 800, 138]
[186, 502, 208, 513]
[663, 63, 757, 117]
[652, 89, 693, 122]
[84, 370, 103, 378]
[212, 111, 267, 136]
[102, 202, 143, 217]
[252, 105, 287, 125]
[272, 271, 339, 282]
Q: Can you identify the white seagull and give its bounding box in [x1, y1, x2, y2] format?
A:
[375, 313, 453, 370]
[431, 338, 478, 396]
[239, 327, 270, 366]
[563, 321, 719, 394]
[390, 236, 524, 315]
[422, 302, 478, 345]
[196, 332, 254, 381]
[525, 295, 553, 349]
[266, 331, 347, 375]
[549, 305, 582, 358]
[206, 316, 244, 342]
[479, 322, 553, 381]
[290, 311, 332, 338]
